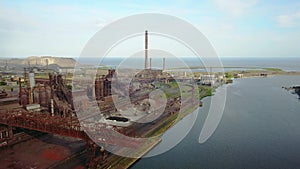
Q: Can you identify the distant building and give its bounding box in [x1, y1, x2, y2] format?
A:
[4, 60, 9, 71]
[260, 73, 268, 77]
[234, 73, 244, 78]
[59, 67, 76, 74]
[200, 74, 216, 86]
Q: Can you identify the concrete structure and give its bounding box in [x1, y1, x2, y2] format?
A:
[144, 30, 148, 69]
[234, 73, 244, 78]
[28, 72, 35, 89]
[4, 60, 9, 71]
[200, 74, 216, 86]
[26, 103, 41, 111]
[101, 116, 132, 127]
[163, 58, 166, 71]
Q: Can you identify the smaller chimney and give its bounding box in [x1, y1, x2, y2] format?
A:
[46, 59, 49, 69]
[145, 30, 148, 69]
[150, 58, 152, 69]
[163, 58, 166, 71]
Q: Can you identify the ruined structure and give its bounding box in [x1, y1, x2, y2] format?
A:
[0, 30, 190, 168]
[95, 69, 116, 101]
[18, 71, 74, 117]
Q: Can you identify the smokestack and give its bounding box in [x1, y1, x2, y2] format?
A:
[145, 30, 148, 69]
[163, 58, 166, 71]
[150, 58, 152, 69]
[46, 59, 49, 70]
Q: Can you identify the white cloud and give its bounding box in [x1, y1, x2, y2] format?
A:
[213, 0, 258, 16]
[277, 12, 300, 27]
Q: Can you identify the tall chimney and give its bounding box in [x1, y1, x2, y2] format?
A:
[145, 30, 148, 69]
[163, 58, 166, 71]
[149, 58, 152, 69]
[46, 59, 49, 70]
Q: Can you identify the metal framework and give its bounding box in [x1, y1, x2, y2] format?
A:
[0, 109, 141, 148]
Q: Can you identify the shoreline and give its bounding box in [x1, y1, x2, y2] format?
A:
[2, 65, 299, 169]
[126, 70, 300, 168]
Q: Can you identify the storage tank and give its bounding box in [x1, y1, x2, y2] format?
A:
[39, 88, 47, 106]
[45, 86, 51, 101]
[33, 87, 40, 104]
[20, 89, 28, 107]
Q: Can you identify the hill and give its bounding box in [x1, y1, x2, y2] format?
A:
[1, 56, 77, 68]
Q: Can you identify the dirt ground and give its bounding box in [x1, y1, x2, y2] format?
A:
[0, 134, 85, 169]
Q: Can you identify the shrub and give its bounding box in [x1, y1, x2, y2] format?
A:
[0, 81, 7, 86]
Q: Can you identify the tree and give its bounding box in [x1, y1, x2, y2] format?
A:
[225, 72, 233, 78]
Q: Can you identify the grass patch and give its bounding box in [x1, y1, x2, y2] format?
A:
[263, 67, 283, 71]
[198, 86, 215, 100]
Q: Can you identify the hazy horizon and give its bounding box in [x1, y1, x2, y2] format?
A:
[1, 1, 300, 58]
[1, 55, 300, 59]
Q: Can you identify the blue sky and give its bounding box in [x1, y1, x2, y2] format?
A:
[1, 0, 300, 58]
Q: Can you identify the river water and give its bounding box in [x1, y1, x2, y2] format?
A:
[131, 75, 300, 169]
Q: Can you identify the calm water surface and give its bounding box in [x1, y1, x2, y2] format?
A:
[131, 75, 300, 169]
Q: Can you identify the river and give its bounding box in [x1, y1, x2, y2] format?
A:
[131, 75, 300, 169]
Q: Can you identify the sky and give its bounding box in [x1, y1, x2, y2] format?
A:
[0, 0, 300, 58]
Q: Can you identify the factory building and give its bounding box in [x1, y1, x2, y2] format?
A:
[95, 69, 115, 101]
[200, 74, 216, 86]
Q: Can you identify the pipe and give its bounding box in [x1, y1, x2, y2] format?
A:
[145, 30, 148, 69]
[51, 99, 54, 116]
[163, 58, 166, 71]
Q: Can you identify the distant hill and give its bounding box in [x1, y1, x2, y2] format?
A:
[1, 56, 77, 68]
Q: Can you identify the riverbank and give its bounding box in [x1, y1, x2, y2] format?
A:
[56, 68, 300, 169]
[131, 74, 300, 169]
[192, 67, 300, 78]
[130, 69, 300, 169]
[101, 87, 210, 168]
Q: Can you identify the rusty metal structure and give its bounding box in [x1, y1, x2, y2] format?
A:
[49, 74, 74, 117]
[0, 108, 141, 146]
[1, 70, 144, 167]
[0, 30, 196, 168]
[95, 69, 115, 101]
[18, 73, 73, 117]
[0, 90, 8, 99]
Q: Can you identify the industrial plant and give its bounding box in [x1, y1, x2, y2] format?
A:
[0, 31, 203, 168]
